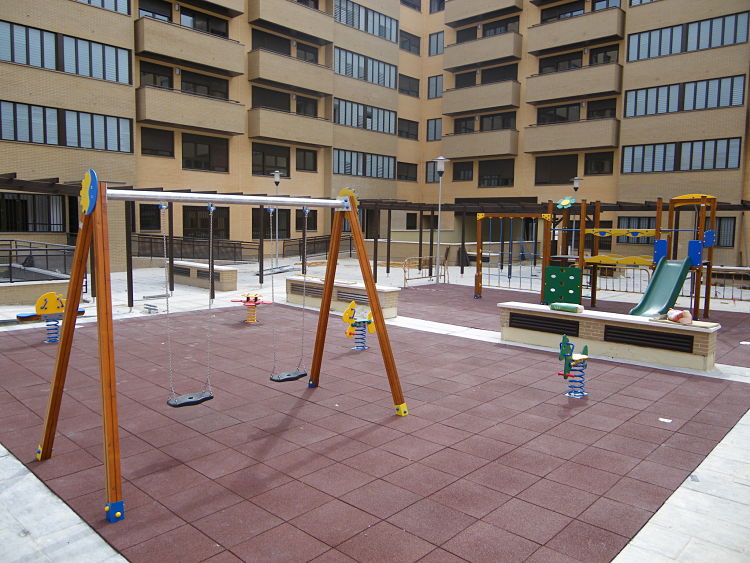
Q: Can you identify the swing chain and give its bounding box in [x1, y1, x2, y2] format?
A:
[268, 206, 278, 376]
[297, 207, 309, 371]
[160, 203, 177, 399]
[204, 203, 215, 394]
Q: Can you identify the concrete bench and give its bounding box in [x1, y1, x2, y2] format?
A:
[172, 260, 237, 292]
[286, 275, 401, 319]
[498, 301, 720, 371]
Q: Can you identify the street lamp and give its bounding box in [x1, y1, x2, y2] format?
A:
[271, 171, 281, 273]
[433, 156, 449, 283]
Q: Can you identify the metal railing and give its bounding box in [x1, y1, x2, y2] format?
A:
[0, 239, 76, 283]
[282, 233, 354, 258]
[131, 234, 259, 262]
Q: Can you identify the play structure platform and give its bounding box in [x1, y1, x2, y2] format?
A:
[286, 275, 401, 319]
[498, 301, 720, 371]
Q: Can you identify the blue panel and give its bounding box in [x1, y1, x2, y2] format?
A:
[703, 229, 716, 248]
[687, 240, 702, 267]
[653, 239, 667, 264]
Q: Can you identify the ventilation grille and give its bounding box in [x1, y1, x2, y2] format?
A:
[337, 290, 369, 304]
[604, 325, 694, 353]
[173, 266, 191, 277]
[508, 312, 579, 336]
[196, 270, 220, 280]
[289, 282, 324, 298]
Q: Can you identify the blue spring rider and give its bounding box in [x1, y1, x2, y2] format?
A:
[342, 300, 375, 351]
[558, 334, 588, 399]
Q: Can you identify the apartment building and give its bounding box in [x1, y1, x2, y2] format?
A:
[0, 0, 748, 268]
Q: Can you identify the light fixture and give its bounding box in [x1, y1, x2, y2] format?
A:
[432, 156, 449, 284]
[571, 176, 583, 192]
[272, 170, 281, 187]
[433, 155, 448, 177]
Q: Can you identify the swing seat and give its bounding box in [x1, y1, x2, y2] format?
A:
[167, 391, 214, 408]
[270, 369, 308, 383]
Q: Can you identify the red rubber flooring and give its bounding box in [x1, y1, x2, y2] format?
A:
[0, 288, 748, 562]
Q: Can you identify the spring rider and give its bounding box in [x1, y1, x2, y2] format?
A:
[35, 292, 66, 343]
[342, 300, 375, 350]
[558, 334, 588, 398]
[231, 293, 271, 324]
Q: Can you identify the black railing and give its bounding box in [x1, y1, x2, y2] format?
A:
[131, 234, 259, 262]
[282, 234, 354, 258]
[0, 239, 76, 283]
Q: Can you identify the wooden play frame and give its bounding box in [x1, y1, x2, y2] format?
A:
[34, 177, 407, 524]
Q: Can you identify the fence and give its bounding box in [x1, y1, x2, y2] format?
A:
[0, 239, 76, 283]
[282, 234, 354, 258]
[131, 234, 259, 263]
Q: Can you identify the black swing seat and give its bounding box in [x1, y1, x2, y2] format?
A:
[167, 391, 214, 408]
[270, 369, 308, 383]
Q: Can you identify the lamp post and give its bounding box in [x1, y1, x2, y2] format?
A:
[433, 156, 448, 283]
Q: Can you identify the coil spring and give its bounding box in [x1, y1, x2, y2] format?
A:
[44, 314, 62, 344]
[245, 305, 258, 324]
[565, 359, 587, 398]
[353, 322, 368, 350]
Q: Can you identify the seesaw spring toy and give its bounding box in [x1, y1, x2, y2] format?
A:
[342, 300, 375, 351]
[17, 292, 71, 343]
[558, 334, 588, 399]
[231, 293, 272, 324]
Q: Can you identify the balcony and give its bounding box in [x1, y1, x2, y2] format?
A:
[445, 0, 522, 27]
[526, 64, 622, 104]
[136, 87, 245, 135]
[524, 119, 619, 153]
[443, 81, 520, 115]
[443, 129, 518, 159]
[248, 50, 333, 96]
[527, 8, 624, 55]
[198, 0, 244, 17]
[248, 107, 333, 147]
[249, 0, 333, 44]
[620, 106, 747, 145]
[135, 17, 245, 76]
[444, 32, 522, 71]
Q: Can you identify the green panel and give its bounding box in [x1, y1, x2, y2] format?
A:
[543, 266, 582, 304]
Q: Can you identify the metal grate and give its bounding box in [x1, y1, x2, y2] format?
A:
[173, 266, 191, 277]
[337, 290, 369, 304]
[289, 282, 324, 298]
[196, 270, 220, 280]
[508, 312, 579, 336]
[604, 325, 694, 353]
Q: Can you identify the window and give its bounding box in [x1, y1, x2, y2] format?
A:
[483, 16, 519, 37]
[180, 7, 228, 38]
[455, 71, 476, 89]
[333, 149, 396, 178]
[630, 0, 657, 4]
[183, 205, 229, 239]
[334, 0, 398, 43]
[480, 111, 515, 131]
[628, 12, 749, 62]
[401, 0, 420, 11]
[539, 52, 582, 74]
[397, 118, 418, 139]
[252, 86, 290, 111]
[76, 0, 130, 15]
[430, 0, 444, 13]
[295, 209, 318, 231]
[535, 154, 578, 184]
[296, 148, 317, 171]
[252, 142, 289, 176]
[587, 98, 616, 119]
[716, 217, 736, 247]
[538, 103, 580, 124]
[139, 0, 171, 21]
[399, 74, 419, 97]
[456, 27, 477, 44]
[181, 70, 228, 99]
[590, 44, 618, 65]
[428, 75, 443, 99]
[141, 127, 173, 156]
[478, 159, 514, 187]
[334, 47, 396, 88]
[624, 75, 745, 117]
[616, 216, 655, 244]
[297, 0, 319, 8]
[428, 31, 444, 56]
[593, 0, 619, 10]
[425, 161, 438, 183]
[296, 42, 318, 63]
[427, 118, 442, 141]
[182, 133, 228, 172]
[0, 22, 56, 71]
[454, 117, 475, 134]
[140, 61, 172, 88]
[0, 193, 64, 233]
[334, 98, 396, 134]
[400, 30, 420, 54]
[252, 207, 290, 239]
[585, 152, 614, 175]
[405, 212, 417, 230]
[453, 161, 473, 181]
[482, 64, 517, 84]
[252, 29, 291, 55]
[541, 1, 584, 24]
[139, 204, 161, 231]
[397, 162, 417, 181]
[296, 96, 318, 117]
[622, 138, 741, 173]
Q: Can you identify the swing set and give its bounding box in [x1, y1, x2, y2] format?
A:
[34, 170, 408, 524]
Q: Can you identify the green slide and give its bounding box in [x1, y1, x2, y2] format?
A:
[628, 257, 691, 317]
